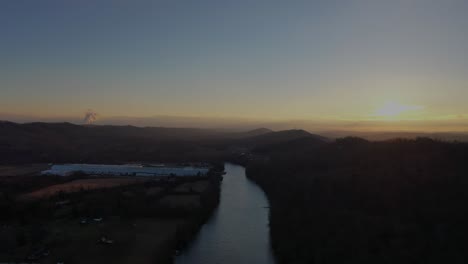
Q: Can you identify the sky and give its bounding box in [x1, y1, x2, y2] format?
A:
[2, 0, 468, 131]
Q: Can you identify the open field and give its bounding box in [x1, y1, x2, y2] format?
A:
[159, 195, 201, 209]
[145, 186, 164, 196]
[0, 164, 50, 177]
[41, 218, 184, 264]
[173, 180, 210, 193]
[22, 178, 149, 199]
[0, 164, 224, 263]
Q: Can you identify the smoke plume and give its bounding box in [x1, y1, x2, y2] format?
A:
[84, 109, 98, 124]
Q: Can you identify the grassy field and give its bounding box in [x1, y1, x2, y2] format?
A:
[22, 178, 149, 199]
[42, 218, 184, 264]
[0, 164, 50, 177]
[1, 170, 222, 263]
[159, 195, 201, 209]
[173, 180, 210, 193]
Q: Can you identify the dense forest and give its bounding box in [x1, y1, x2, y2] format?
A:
[247, 137, 468, 264]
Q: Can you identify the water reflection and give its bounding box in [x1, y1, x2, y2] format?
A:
[175, 163, 276, 264]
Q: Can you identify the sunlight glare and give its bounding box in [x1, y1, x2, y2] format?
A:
[375, 101, 424, 119]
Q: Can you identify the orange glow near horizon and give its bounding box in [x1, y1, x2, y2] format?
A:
[373, 101, 425, 121]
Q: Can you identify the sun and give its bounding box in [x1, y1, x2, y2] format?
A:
[374, 101, 424, 119]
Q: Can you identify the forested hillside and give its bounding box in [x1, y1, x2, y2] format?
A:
[247, 138, 468, 264]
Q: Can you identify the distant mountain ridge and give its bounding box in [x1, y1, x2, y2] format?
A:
[0, 121, 272, 140]
[0, 121, 286, 163]
[239, 129, 326, 145]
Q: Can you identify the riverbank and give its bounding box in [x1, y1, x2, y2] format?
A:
[175, 163, 275, 264]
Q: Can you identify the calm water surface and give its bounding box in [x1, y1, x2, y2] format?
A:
[175, 163, 276, 264]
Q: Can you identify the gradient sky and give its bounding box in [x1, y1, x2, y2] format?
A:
[2, 0, 468, 130]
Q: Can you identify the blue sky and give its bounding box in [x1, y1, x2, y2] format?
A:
[2, 0, 468, 130]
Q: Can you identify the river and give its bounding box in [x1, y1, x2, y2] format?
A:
[175, 163, 276, 264]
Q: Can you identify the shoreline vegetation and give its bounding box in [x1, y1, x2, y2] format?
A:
[245, 138, 468, 264]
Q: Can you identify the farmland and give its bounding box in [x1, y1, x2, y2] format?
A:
[0, 164, 224, 264]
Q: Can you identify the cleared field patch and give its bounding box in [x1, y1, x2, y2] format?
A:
[23, 178, 148, 199]
[173, 180, 210, 193]
[42, 218, 184, 264]
[0, 164, 50, 176]
[159, 195, 201, 209]
[145, 186, 164, 196]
